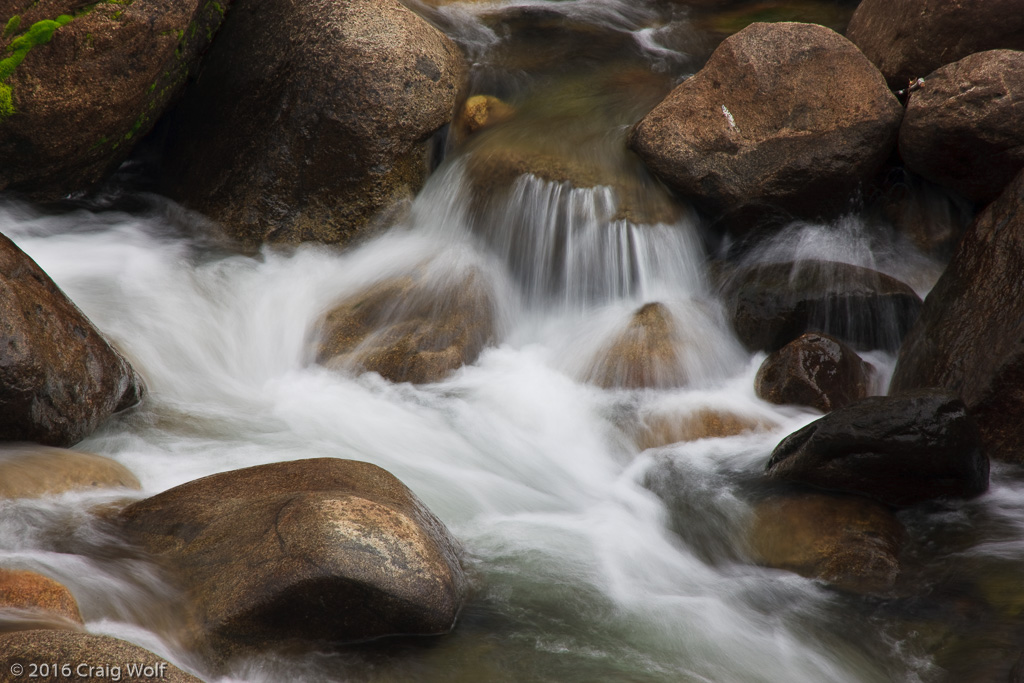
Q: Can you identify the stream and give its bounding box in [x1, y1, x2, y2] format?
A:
[2, 1, 1024, 681]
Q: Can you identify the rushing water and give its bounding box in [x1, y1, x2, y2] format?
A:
[2, 1, 1024, 681]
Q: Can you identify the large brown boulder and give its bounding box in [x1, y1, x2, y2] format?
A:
[160, 0, 465, 246]
[0, 631, 200, 681]
[583, 303, 687, 390]
[890, 169, 1024, 463]
[0, 234, 143, 446]
[899, 50, 1024, 205]
[765, 390, 989, 506]
[119, 458, 467, 651]
[628, 22, 902, 227]
[0, 568, 82, 625]
[0, 445, 140, 499]
[749, 492, 906, 594]
[0, 0, 229, 199]
[846, 0, 1024, 92]
[755, 332, 873, 413]
[722, 260, 923, 352]
[315, 267, 497, 384]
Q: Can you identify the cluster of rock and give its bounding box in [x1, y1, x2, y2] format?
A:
[0, 449, 468, 673]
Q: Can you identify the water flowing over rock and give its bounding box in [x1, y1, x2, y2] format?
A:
[846, 0, 1024, 92]
[159, 0, 465, 246]
[765, 390, 989, 506]
[722, 260, 922, 352]
[0, 445, 140, 499]
[749, 493, 905, 594]
[315, 267, 497, 384]
[118, 458, 467, 652]
[0, 631, 200, 681]
[584, 302, 688, 390]
[630, 406, 771, 451]
[890, 169, 1024, 464]
[0, 568, 83, 626]
[628, 22, 902, 229]
[755, 332, 872, 413]
[0, 234, 143, 447]
[899, 50, 1024, 204]
[0, 0, 229, 200]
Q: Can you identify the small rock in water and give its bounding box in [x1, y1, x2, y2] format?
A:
[0, 631, 200, 681]
[315, 266, 497, 384]
[0, 445, 140, 499]
[0, 568, 83, 626]
[900, 49, 1024, 204]
[749, 492, 906, 594]
[119, 458, 467, 654]
[584, 303, 688, 390]
[722, 260, 922, 352]
[630, 407, 772, 450]
[755, 332, 873, 413]
[454, 94, 515, 140]
[765, 390, 989, 506]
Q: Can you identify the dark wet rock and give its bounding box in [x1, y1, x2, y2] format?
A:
[629, 22, 901, 228]
[722, 260, 922, 352]
[119, 458, 467, 651]
[899, 50, 1024, 205]
[0, 0, 229, 200]
[160, 0, 465, 246]
[0, 445, 140, 499]
[0, 234, 143, 447]
[692, 1, 858, 40]
[1012, 652, 1024, 683]
[755, 332, 872, 413]
[0, 569, 82, 626]
[0, 630, 200, 681]
[846, 0, 1024, 92]
[315, 267, 497, 385]
[765, 390, 989, 506]
[890, 169, 1024, 464]
[872, 168, 974, 259]
[749, 492, 905, 594]
[584, 303, 687, 390]
[630, 407, 772, 450]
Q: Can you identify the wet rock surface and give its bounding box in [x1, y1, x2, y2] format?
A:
[0, 569, 82, 625]
[766, 390, 989, 506]
[891, 169, 1024, 464]
[630, 406, 771, 450]
[0, 445, 140, 499]
[119, 458, 467, 651]
[315, 267, 497, 385]
[629, 21, 901, 228]
[0, 0, 229, 199]
[749, 492, 906, 594]
[160, 0, 465, 246]
[722, 260, 922, 353]
[846, 0, 1024, 91]
[584, 303, 687, 390]
[755, 332, 872, 413]
[900, 50, 1024, 204]
[0, 233, 143, 447]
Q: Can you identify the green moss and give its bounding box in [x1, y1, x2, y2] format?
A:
[0, 14, 74, 120]
[3, 15, 21, 38]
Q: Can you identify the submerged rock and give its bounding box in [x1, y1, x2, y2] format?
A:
[0, 234, 143, 447]
[119, 458, 467, 651]
[315, 268, 497, 384]
[765, 390, 989, 506]
[846, 0, 1024, 91]
[0, 568, 82, 626]
[0, 445, 140, 499]
[629, 22, 901, 228]
[160, 0, 465, 246]
[899, 50, 1024, 204]
[453, 94, 515, 141]
[749, 492, 906, 594]
[755, 332, 872, 413]
[722, 260, 922, 352]
[890, 169, 1024, 464]
[0, 0, 229, 199]
[0, 631, 200, 681]
[584, 303, 687, 390]
[630, 407, 772, 450]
